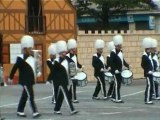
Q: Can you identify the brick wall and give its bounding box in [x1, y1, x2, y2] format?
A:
[77, 30, 160, 81]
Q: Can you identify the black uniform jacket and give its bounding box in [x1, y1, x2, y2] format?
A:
[9, 55, 35, 85]
[92, 53, 106, 77]
[51, 56, 74, 87]
[110, 49, 129, 75]
[141, 52, 153, 77]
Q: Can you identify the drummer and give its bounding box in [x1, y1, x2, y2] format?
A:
[46, 43, 57, 104]
[66, 38, 82, 103]
[141, 37, 154, 104]
[92, 39, 108, 100]
[110, 34, 130, 103]
[106, 41, 115, 98]
[150, 38, 160, 100]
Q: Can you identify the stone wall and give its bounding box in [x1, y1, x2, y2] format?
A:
[77, 30, 160, 81]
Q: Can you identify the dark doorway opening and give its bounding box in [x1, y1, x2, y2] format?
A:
[27, 0, 44, 33]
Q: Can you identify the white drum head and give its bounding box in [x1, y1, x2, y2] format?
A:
[153, 72, 160, 77]
[105, 72, 113, 77]
[75, 72, 87, 81]
[121, 70, 132, 78]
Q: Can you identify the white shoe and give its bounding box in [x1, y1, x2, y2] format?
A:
[92, 96, 100, 100]
[54, 111, 62, 115]
[145, 101, 153, 104]
[154, 97, 160, 100]
[33, 112, 41, 118]
[73, 100, 79, 103]
[17, 112, 26, 117]
[102, 97, 108, 100]
[70, 110, 78, 115]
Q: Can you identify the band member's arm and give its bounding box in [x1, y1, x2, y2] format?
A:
[9, 57, 19, 80]
[110, 51, 118, 74]
[123, 59, 129, 69]
[106, 56, 111, 69]
[75, 54, 82, 68]
[46, 60, 53, 70]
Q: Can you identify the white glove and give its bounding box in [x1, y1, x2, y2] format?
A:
[37, 72, 42, 77]
[46, 81, 50, 85]
[100, 68, 104, 72]
[129, 65, 132, 70]
[148, 71, 153, 74]
[8, 78, 13, 85]
[107, 67, 111, 71]
[115, 70, 120, 74]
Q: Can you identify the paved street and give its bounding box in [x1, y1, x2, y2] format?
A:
[0, 79, 160, 120]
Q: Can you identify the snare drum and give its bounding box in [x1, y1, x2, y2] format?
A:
[121, 70, 133, 85]
[153, 72, 160, 83]
[74, 72, 87, 87]
[104, 72, 114, 83]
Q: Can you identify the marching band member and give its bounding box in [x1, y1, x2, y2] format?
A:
[8, 35, 41, 118]
[150, 38, 160, 100]
[46, 43, 57, 103]
[106, 41, 115, 97]
[52, 40, 78, 115]
[66, 38, 82, 103]
[110, 34, 130, 103]
[141, 37, 154, 104]
[92, 39, 108, 100]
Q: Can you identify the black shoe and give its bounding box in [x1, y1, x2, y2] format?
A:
[17, 112, 27, 117]
[70, 110, 78, 115]
[33, 112, 41, 118]
[92, 96, 100, 100]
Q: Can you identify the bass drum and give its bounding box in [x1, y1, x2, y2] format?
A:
[121, 70, 133, 85]
[74, 72, 87, 87]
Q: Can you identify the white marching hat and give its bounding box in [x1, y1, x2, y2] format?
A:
[95, 39, 105, 49]
[48, 43, 57, 55]
[21, 35, 34, 49]
[142, 37, 152, 48]
[113, 34, 123, 45]
[56, 40, 67, 53]
[151, 38, 158, 48]
[67, 38, 77, 50]
[107, 41, 115, 51]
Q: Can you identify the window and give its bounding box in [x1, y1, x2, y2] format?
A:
[26, 0, 46, 34]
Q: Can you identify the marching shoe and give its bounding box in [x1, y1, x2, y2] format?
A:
[102, 97, 108, 100]
[111, 98, 116, 102]
[145, 101, 153, 104]
[54, 111, 62, 115]
[70, 110, 78, 115]
[154, 97, 160, 100]
[73, 99, 79, 103]
[115, 100, 124, 103]
[17, 112, 27, 117]
[33, 112, 41, 118]
[92, 96, 100, 100]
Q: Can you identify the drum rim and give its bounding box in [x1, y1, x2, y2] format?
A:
[153, 72, 160, 78]
[104, 72, 113, 77]
[121, 70, 133, 79]
[76, 71, 87, 81]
